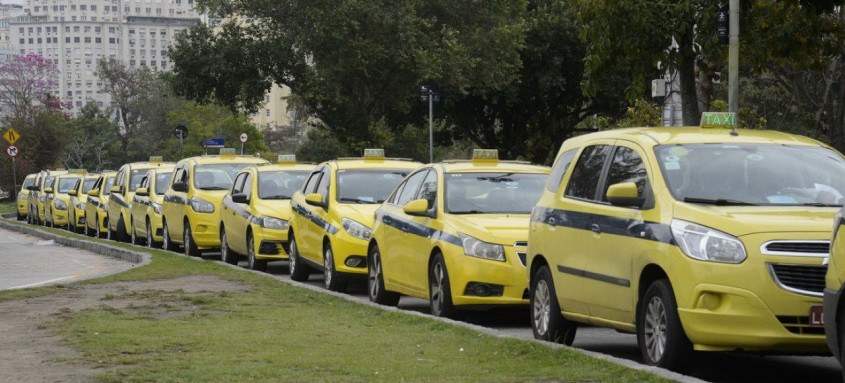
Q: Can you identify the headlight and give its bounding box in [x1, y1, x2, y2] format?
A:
[151, 202, 163, 214]
[190, 197, 215, 213]
[260, 216, 289, 230]
[341, 218, 372, 240]
[459, 233, 505, 262]
[75, 202, 85, 210]
[54, 199, 67, 210]
[103, 203, 109, 211]
[671, 219, 746, 264]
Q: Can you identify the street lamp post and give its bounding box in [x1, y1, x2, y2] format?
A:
[420, 84, 440, 163]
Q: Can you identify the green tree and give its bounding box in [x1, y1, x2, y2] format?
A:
[60, 102, 116, 171]
[164, 102, 268, 161]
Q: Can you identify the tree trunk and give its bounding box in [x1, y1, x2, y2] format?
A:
[677, 35, 700, 126]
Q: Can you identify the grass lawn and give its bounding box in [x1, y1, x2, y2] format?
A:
[0, 223, 668, 383]
[0, 200, 15, 215]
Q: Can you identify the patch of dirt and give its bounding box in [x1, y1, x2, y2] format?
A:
[0, 275, 250, 383]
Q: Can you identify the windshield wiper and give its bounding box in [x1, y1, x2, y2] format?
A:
[197, 186, 229, 190]
[683, 197, 757, 206]
[450, 210, 485, 214]
[338, 197, 377, 204]
[262, 195, 291, 200]
[801, 202, 842, 207]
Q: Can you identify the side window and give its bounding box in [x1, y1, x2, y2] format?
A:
[601, 146, 649, 202]
[242, 173, 253, 197]
[231, 173, 246, 194]
[417, 170, 438, 209]
[172, 168, 185, 186]
[565, 145, 613, 201]
[303, 169, 322, 194]
[315, 169, 330, 201]
[139, 175, 149, 189]
[395, 170, 428, 206]
[546, 148, 578, 192]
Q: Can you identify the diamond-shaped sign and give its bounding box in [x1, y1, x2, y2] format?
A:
[3, 128, 20, 145]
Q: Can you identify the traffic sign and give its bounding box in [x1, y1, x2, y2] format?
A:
[240, 133, 248, 143]
[202, 138, 225, 148]
[6, 145, 18, 157]
[174, 125, 188, 139]
[3, 128, 20, 145]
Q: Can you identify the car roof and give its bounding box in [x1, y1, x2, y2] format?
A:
[438, 160, 550, 174]
[177, 155, 269, 166]
[326, 158, 423, 171]
[563, 127, 825, 150]
[253, 163, 317, 173]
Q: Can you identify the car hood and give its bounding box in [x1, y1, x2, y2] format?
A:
[336, 203, 380, 227]
[255, 199, 293, 220]
[673, 202, 838, 237]
[447, 214, 531, 245]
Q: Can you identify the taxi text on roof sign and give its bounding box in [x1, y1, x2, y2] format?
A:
[149, 156, 163, 163]
[700, 112, 737, 129]
[363, 148, 385, 158]
[472, 149, 499, 161]
[277, 154, 296, 163]
[219, 148, 237, 156]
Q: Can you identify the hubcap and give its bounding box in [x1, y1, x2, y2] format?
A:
[147, 222, 153, 248]
[184, 227, 191, 255]
[163, 224, 170, 248]
[644, 296, 668, 362]
[324, 248, 333, 287]
[533, 279, 551, 336]
[289, 240, 297, 273]
[248, 236, 255, 268]
[221, 231, 228, 261]
[369, 250, 381, 298]
[431, 262, 445, 313]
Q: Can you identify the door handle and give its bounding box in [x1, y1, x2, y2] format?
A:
[590, 223, 601, 234]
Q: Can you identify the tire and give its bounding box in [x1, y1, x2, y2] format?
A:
[636, 279, 695, 373]
[323, 243, 346, 292]
[184, 223, 200, 256]
[130, 216, 138, 245]
[246, 232, 267, 272]
[220, 227, 238, 265]
[368, 243, 400, 306]
[288, 235, 310, 282]
[146, 220, 157, 248]
[530, 265, 577, 345]
[17, 211, 24, 221]
[840, 315, 845, 383]
[116, 216, 128, 243]
[162, 221, 177, 251]
[66, 213, 73, 232]
[429, 253, 458, 318]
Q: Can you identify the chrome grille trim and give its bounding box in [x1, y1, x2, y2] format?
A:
[760, 240, 829, 257]
[767, 263, 826, 297]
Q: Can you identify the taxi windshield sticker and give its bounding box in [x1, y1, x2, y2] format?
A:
[668, 147, 688, 156]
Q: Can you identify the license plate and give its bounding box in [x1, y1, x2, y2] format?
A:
[809, 305, 824, 326]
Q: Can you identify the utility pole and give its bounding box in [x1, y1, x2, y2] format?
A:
[728, 0, 739, 113]
[420, 84, 440, 163]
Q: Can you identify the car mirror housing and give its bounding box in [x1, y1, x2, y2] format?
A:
[87, 188, 100, 197]
[305, 193, 325, 207]
[172, 182, 188, 192]
[67, 189, 78, 197]
[403, 199, 431, 217]
[231, 193, 249, 204]
[606, 182, 645, 208]
[135, 187, 149, 197]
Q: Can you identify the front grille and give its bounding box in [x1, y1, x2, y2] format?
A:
[777, 316, 825, 335]
[768, 264, 827, 296]
[763, 241, 829, 255]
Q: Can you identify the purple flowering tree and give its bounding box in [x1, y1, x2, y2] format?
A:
[0, 53, 61, 125]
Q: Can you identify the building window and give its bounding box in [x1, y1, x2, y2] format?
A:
[84, 26, 90, 33]
[70, 5, 76, 10]
[18, 39, 24, 44]
[91, 5, 97, 11]
[109, 38, 115, 43]
[84, 37, 91, 43]
[67, 91, 72, 97]
[95, 27, 101, 33]
[74, 37, 80, 43]
[95, 37, 101, 43]
[74, 26, 80, 32]
[37, 38, 42, 43]
[80, 5, 87, 10]
[28, 38, 33, 44]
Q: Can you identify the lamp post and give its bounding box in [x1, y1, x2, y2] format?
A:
[420, 84, 440, 163]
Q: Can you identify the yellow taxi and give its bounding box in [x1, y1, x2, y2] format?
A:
[129, 165, 175, 247]
[16, 174, 36, 221]
[368, 150, 550, 317]
[66, 174, 98, 232]
[84, 171, 117, 238]
[288, 149, 422, 291]
[528, 112, 841, 372]
[30, 170, 68, 226]
[162, 149, 269, 255]
[220, 155, 314, 271]
[44, 170, 86, 228]
[108, 157, 175, 242]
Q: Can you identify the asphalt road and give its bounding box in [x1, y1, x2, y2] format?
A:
[0, 227, 135, 290]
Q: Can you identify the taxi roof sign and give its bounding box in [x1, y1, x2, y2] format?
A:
[472, 149, 499, 161]
[68, 168, 86, 174]
[363, 148, 385, 159]
[700, 112, 737, 129]
[277, 154, 296, 163]
[219, 148, 237, 156]
[149, 156, 163, 163]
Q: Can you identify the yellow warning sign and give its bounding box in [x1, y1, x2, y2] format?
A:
[2, 128, 20, 145]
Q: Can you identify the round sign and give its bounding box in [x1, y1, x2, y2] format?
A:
[174, 125, 188, 139]
[240, 133, 248, 143]
[6, 145, 18, 157]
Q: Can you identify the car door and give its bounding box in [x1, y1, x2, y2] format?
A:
[297, 167, 329, 261]
[308, 167, 332, 264]
[583, 142, 657, 324]
[406, 169, 440, 293]
[292, 169, 322, 259]
[164, 166, 188, 242]
[132, 174, 150, 236]
[222, 172, 248, 254]
[552, 141, 616, 315]
[380, 168, 430, 291]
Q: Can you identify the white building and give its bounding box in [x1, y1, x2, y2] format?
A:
[8, 0, 201, 111]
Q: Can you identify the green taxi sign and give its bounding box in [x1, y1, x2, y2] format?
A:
[700, 112, 737, 129]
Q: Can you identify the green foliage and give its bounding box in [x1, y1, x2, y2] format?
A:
[60, 102, 117, 172]
[615, 99, 662, 128]
[165, 102, 269, 160]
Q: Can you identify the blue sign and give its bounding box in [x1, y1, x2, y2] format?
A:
[202, 138, 224, 148]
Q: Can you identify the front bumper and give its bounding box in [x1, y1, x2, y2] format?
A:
[445, 246, 528, 307]
[17, 199, 27, 215]
[330, 234, 369, 276]
[253, 227, 290, 260]
[188, 214, 221, 250]
[148, 213, 164, 242]
[52, 209, 69, 225]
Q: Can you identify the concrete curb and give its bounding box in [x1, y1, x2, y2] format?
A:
[0, 216, 150, 266]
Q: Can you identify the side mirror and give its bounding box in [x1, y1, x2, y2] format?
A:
[305, 193, 325, 207]
[135, 187, 149, 197]
[67, 190, 78, 197]
[606, 182, 645, 208]
[403, 199, 431, 217]
[172, 182, 188, 192]
[231, 193, 249, 204]
[87, 188, 100, 197]
[110, 185, 122, 194]
[43, 187, 53, 194]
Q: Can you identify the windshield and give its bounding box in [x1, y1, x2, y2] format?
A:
[21, 177, 34, 189]
[58, 177, 81, 193]
[154, 172, 173, 195]
[44, 176, 55, 190]
[336, 170, 410, 204]
[194, 163, 253, 190]
[129, 170, 147, 192]
[258, 171, 309, 199]
[82, 179, 97, 193]
[446, 172, 548, 214]
[656, 144, 845, 206]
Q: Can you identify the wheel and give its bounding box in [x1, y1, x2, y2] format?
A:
[530, 265, 577, 345]
[116, 216, 128, 242]
[184, 223, 200, 256]
[162, 221, 178, 251]
[17, 211, 24, 221]
[637, 279, 695, 372]
[840, 313, 845, 383]
[66, 213, 73, 231]
[130, 216, 139, 245]
[220, 227, 238, 265]
[288, 235, 310, 282]
[368, 243, 400, 306]
[146, 220, 157, 248]
[246, 232, 267, 271]
[429, 253, 458, 318]
[323, 243, 346, 292]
